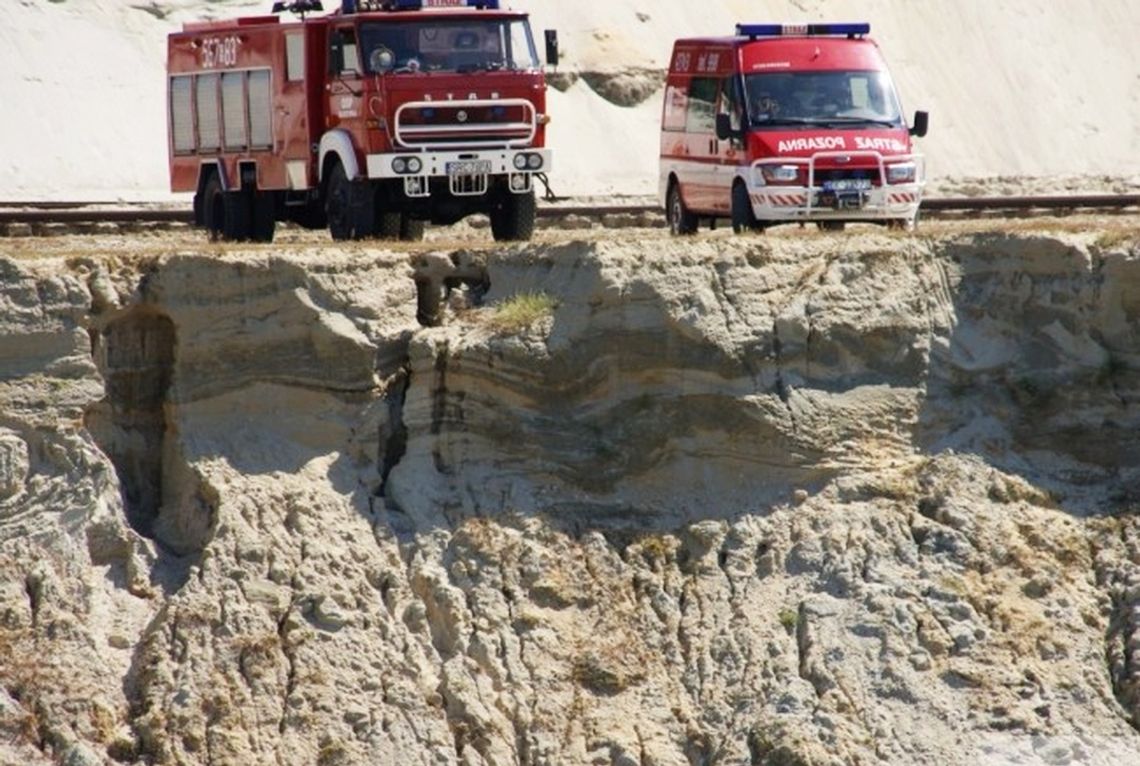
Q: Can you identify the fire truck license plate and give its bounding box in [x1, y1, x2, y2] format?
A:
[446, 160, 492, 176]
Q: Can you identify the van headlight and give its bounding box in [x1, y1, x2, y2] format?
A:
[760, 165, 800, 183]
[887, 162, 916, 184]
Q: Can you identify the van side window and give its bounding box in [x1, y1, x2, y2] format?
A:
[686, 77, 718, 133]
[662, 84, 687, 131]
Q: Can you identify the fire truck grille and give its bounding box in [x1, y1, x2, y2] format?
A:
[395, 99, 537, 150]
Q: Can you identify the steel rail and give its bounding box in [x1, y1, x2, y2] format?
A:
[0, 194, 1136, 227]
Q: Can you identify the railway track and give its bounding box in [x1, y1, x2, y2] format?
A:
[0, 194, 1136, 233]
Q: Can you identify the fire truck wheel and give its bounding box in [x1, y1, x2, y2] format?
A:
[667, 182, 697, 236]
[326, 162, 360, 241]
[376, 211, 402, 240]
[400, 216, 425, 242]
[731, 182, 762, 234]
[201, 174, 225, 240]
[222, 191, 252, 241]
[490, 191, 536, 242]
[251, 192, 276, 243]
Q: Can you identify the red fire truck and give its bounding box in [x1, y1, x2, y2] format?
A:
[659, 23, 928, 234]
[167, 0, 556, 243]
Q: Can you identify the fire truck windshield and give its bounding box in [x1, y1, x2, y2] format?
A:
[361, 19, 539, 74]
[743, 70, 903, 128]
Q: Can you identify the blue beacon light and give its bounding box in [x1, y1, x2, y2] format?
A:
[735, 23, 870, 38]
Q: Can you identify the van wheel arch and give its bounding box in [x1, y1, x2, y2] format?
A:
[731, 179, 763, 234]
[666, 176, 697, 236]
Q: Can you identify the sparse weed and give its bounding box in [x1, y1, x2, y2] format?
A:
[778, 608, 798, 632]
[1094, 229, 1138, 250]
[485, 291, 556, 334]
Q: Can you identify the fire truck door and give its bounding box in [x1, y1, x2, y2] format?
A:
[280, 31, 312, 188]
[326, 25, 365, 155]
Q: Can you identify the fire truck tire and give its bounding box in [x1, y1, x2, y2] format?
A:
[222, 192, 253, 241]
[731, 182, 762, 234]
[400, 216, 425, 242]
[251, 192, 276, 243]
[326, 162, 373, 241]
[490, 191, 536, 242]
[667, 182, 697, 236]
[375, 210, 402, 240]
[201, 174, 225, 240]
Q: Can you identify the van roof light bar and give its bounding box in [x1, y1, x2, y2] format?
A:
[736, 23, 870, 39]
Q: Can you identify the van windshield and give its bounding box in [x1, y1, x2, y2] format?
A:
[744, 71, 903, 127]
[360, 19, 539, 74]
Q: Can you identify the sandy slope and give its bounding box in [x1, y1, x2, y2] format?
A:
[1, 0, 1137, 200]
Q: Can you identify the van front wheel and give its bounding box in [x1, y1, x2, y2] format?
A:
[667, 183, 697, 236]
[731, 183, 762, 234]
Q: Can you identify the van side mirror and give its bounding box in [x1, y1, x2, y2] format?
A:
[910, 110, 929, 138]
[715, 113, 735, 141]
[544, 30, 559, 67]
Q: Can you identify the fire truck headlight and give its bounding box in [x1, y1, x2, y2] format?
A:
[392, 158, 408, 174]
[761, 165, 800, 183]
[406, 157, 422, 174]
[886, 162, 917, 184]
[510, 173, 529, 192]
[513, 154, 528, 171]
[526, 153, 543, 170]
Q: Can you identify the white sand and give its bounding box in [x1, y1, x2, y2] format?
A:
[1, 0, 1137, 201]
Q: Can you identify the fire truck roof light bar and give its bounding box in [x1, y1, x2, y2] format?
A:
[736, 23, 870, 38]
[382, 0, 501, 10]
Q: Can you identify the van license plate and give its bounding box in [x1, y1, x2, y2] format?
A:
[823, 179, 872, 192]
[446, 160, 492, 176]
[818, 191, 866, 210]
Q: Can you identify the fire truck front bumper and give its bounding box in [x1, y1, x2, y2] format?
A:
[746, 153, 924, 223]
[367, 149, 552, 198]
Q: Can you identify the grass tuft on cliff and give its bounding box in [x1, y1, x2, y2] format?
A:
[487, 291, 557, 333]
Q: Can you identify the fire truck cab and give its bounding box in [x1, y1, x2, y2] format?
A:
[659, 23, 928, 235]
[167, 0, 555, 243]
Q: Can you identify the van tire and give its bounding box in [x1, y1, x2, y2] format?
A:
[667, 182, 697, 235]
[731, 182, 762, 234]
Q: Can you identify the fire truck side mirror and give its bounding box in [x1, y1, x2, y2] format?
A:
[715, 113, 736, 141]
[544, 30, 559, 67]
[910, 110, 929, 138]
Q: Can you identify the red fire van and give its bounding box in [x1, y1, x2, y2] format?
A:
[659, 23, 928, 234]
